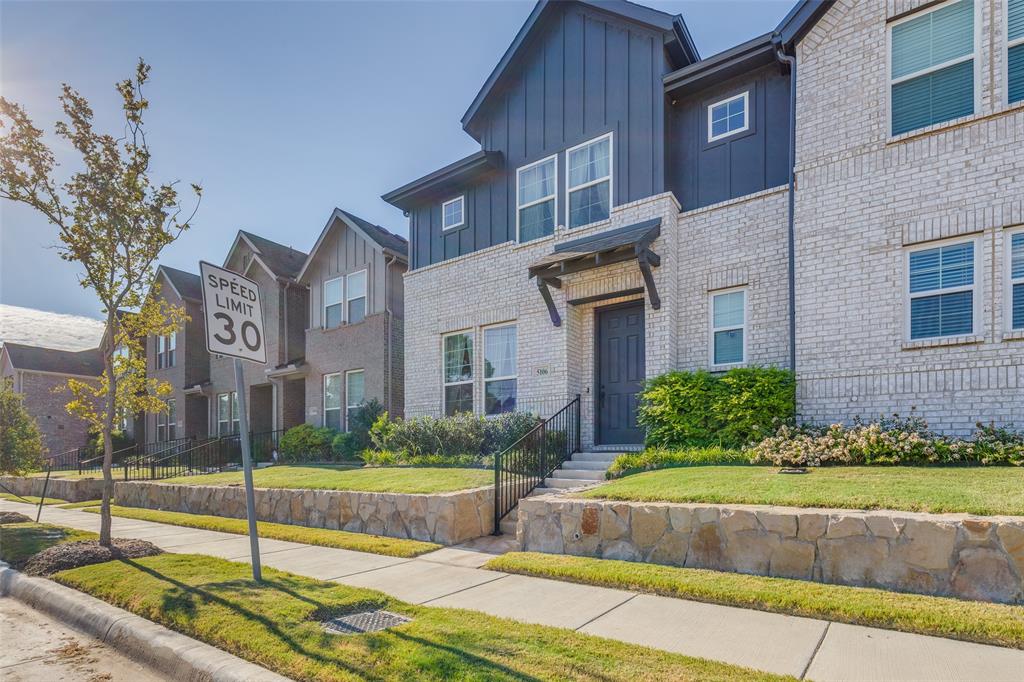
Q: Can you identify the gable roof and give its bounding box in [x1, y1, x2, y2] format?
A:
[224, 231, 308, 280]
[2, 342, 103, 377]
[157, 265, 203, 302]
[461, 0, 698, 137]
[296, 208, 408, 282]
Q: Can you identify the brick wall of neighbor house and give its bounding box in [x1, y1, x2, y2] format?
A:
[388, 315, 405, 418]
[793, 0, 1024, 434]
[13, 371, 96, 455]
[147, 288, 209, 441]
[304, 312, 391, 428]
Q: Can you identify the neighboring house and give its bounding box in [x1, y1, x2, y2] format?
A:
[207, 231, 309, 435]
[0, 342, 102, 455]
[384, 0, 1023, 445]
[146, 265, 210, 441]
[296, 208, 407, 430]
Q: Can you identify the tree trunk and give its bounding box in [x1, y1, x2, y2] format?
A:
[99, 312, 117, 547]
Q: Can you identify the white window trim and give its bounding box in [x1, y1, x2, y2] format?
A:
[482, 323, 518, 416]
[323, 276, 343, 329]
[442, 330, 474, 415]
[515, 153, 558, 243]
[886, 0, 981, 136]
[565, 132, 614, 229]
[323, 372, 342, 429]
[1008, 0, 1024, 104]
[346, 269, 368, 322]
[708, 286, 748, 368]
[442, 195, 465, 231]
[903, 236, 983, 341]
[707, 91, 750, 143]
[345, 369, 365, 430]
[1006, 226, 1024, 331]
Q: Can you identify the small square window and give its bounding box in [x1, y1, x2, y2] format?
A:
[707, 92, 749, 142]
[442, 196, 465, 231]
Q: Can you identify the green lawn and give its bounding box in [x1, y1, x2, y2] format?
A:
[584, 466, 1024, 516]
[487, 552, 1024, 650]
[0, 492, 68, 505]
[0, 522, 97, 566]
[53, 552, 787, 682]
[58, 499, 104, 509]
[84, 505, 440, 558]
[163, 464, 493, 494]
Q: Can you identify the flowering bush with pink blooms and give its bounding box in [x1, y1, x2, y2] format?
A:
[752, 416, 1024, 468]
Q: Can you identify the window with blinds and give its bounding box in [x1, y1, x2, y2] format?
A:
[907, 240, 977, 339]
[890, 0, 975, 135]
[1010, 231, 1024, 331]
[1010, 0, 1024, 103]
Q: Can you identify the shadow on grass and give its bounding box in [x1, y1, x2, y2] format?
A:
[119, 557, 544, 681]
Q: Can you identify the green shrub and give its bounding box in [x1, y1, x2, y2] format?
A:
[279, 424, 336, 462]
[332, 399, 385, 461]
[751, 417, 1024, 467]
[482, 411, 543, 453]
[607, 447, 754, 478]
[88, 429, 135, 452]
[361, 449, 488, 468]
[638, 368, 794, 449]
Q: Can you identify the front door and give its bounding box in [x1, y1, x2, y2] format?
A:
[596, 301, 645, 445]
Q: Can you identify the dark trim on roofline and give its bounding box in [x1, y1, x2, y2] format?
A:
[381, 151, 503, 211]
[774, 0, 834, 48]
[664, 33, 776, 96]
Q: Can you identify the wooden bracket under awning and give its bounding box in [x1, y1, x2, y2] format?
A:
[528, 218, 662, 327]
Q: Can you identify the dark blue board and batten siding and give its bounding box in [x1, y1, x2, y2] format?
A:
[666, 64, 792, 211]
[410, 4, 673, 271]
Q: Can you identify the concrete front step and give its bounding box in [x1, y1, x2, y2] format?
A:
[573, 451, 624, 462]
[544, 477, 594, 489]
[551, 468, 606, 480]
[568, 460, 615, 470]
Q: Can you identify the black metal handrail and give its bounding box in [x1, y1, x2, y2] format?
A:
[120, 429, 286, 481]
[493, 394, 581, 533]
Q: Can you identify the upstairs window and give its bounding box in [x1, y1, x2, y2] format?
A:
[442, 196, 465, 231]
[347, 270, 367, 324]
[707, 92, 749, 142]
[710, 289, 746, 366]
[1010, 0, 1024, 103]
[155, 332, 175, 369]
[166, 331, 176, 367]
[323, 277, 343, 329]
[324, 373, 342, 430]
[484, 324, 517, 415]
[443, 332, 474, 416]
[907, 240, 977, 339]
[345, 370, 365, 429]
[517, 155, 557, 242]
[1010, 230, 1024, 330]
[890, 0, 975, 136]
[567, 134, 612, 228]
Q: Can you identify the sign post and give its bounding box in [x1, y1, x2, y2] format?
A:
[199, 260, 267, 582]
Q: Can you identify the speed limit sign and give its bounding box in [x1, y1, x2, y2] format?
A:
[199, 261, 267, 364]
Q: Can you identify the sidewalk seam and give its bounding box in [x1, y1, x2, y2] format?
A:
[800, 621, 831, 680]
[573, 593, 638, 632]
[417, 573, 511, 605]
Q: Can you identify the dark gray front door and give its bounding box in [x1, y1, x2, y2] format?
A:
[596, 301, 645, 445]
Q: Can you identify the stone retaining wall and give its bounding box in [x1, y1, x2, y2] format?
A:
[518, 495, 1024, 604]
[113, 481, 493, 545]
[0, 476, 105, 503]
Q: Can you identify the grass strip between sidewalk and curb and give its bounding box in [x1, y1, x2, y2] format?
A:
[82, 504, 441, 558]
[0, 522, 97, 566]
[51, 551, 792, 682]
[485, 552, 1024, 650]
[57, 499, 104, 509]
[583, 466, 1024, 516]
[0, 492, 68, 506]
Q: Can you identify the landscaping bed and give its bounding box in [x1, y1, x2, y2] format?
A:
[0, 522, 97, 568]
[47, 550, 787, 681]
[84, 505, 441, 557]
[163, 464, 492, 494]
[584, 465, 1024, 517]
[486, 551, 1024, 649]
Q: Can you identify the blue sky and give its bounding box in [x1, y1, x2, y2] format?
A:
[0, 0, 792, 319]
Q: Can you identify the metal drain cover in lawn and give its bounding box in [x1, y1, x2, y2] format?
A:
[322, 610, 411, 635]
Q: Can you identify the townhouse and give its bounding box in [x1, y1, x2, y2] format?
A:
[384, 0, 1024, 445]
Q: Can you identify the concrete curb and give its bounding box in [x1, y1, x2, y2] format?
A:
[0, 562, 291, 682]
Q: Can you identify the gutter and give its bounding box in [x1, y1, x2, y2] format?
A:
[383, 253, 397, 415]
[772, 35, 798, 375]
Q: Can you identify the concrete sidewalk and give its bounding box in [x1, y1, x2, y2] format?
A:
[5, 499, 1023, 681]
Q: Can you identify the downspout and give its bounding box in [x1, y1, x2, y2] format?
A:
[383, 253, 397, 416]
[773, 35, 798, 375]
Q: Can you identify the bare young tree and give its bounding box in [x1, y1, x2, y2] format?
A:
[0, 60, 200, 545]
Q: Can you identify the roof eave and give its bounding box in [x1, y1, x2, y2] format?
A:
[381, 150, 502, 210]
[663, 33, 776, 96]
[774, 0, 834, 48]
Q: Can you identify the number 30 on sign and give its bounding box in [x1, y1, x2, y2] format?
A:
[199, 261, 268, 364]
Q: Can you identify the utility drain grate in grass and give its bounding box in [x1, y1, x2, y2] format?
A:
[322, 610, 411, 635]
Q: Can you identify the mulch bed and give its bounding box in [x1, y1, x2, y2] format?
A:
[23, 539, 162, 576]
[0, 512, 32, 524]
